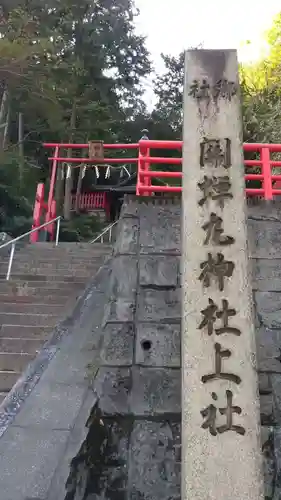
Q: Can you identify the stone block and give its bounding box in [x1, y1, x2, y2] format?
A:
[135, 323, 180, 367]
[128, 420, 180, 500]
[120, 197, 139, 218]
[256, 327, 281, 373]
[103, 299, 135, 325]
[252, 259, 281, 292]
[138, 289, 180, 322]
[0, 427, 69, 500]
[102, 420, 131, 466]
[94, 367, 131, 415]
[114, 217, 139, 255]
[108, 256, 137, 299]
[88, 467, 128, 496]
[255, 291, 281, 329]
[258, 373, 272, 394]
[130, 367, 181, 416]
[100, 323, 134, 366]
[271, 374, 281, 426]
[248, 219, 281, 259]
[262, 426, 281, 500]
[139, 256, 179, 288]
[139, 205, 181, 255]
[247, 204, 281, 222]
[11, 381, 86, 430]
[260, 393, 274, 426]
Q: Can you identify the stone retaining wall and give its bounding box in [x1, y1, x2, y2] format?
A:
[90, 197, 181, 500]
[74, 196, 281, 499]
[248, 203, 281, 499]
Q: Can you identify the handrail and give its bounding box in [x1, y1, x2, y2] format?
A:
[0, 216, 62, 251]
[0, 216, 62, 281]
[89, 221, 118, 244]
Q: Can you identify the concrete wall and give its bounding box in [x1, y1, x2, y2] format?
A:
[68, 196, 281, 499]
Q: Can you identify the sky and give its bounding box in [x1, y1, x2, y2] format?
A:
[134, 0, 281, 108]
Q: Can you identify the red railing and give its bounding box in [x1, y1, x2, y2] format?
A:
[31, 140, 281, 242]
[71, 192, 107, 210]
[137, 140, 281, 200]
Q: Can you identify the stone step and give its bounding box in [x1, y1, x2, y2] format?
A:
[0, 352, 33, 372]
[11, 250, 111, 260]
[2, 256, 108, 266]
[0, 302, 64, 315]
[0, 266, 101, 277]
[0, 295, 69, 304]
[22, 246, 112, 254]
[0, 325, 53, 339]
[0, 337, 43, 354]
[0, 281, 85, 293]
[0, 274, 88, 282]
[0, 313, 60, 327]
[32, 241, 112, 249]
[23, 243, 112, 250]
[0, 371, 21, 391]
[2, 259, 103, 268]
[28, 242, 112, 249]
[2, 249, 108, 258]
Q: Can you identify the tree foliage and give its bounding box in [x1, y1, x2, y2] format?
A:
[1, 4, 281, 238]
[0, 0, 152, 235]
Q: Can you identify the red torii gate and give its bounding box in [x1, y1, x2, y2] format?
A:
[30, 140, 281, 242]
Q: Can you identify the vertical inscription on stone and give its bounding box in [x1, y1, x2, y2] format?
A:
[182, 49, 263, 500]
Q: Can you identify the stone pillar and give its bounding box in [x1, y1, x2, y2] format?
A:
[181, 49, 264, 500]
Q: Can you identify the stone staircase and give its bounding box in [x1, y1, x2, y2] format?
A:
[0, 242, 112, 403]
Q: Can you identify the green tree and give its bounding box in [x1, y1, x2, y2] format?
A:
[154, 52, 184, 135]
[0, 0, 152, 233]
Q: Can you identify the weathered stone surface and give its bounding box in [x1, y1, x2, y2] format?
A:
[108, 256, 137, 298]
[103, 299, 135, 325]
[139, 205, 181, 255]
[94, 368, 131, 415]
[0, 427, 69, 500]
[114, 217, 139, 255]
[248, 219, 281, 259]
[130, 367, 180, 415]
[120, 196, 139, 218]
[57, 410, 130, 500]
[255, 291, 281, 329]
[252, 259, 281, 292]
[247, 203, 281, 222]
[128, 420, 180, 500]
[256, 327, 281, 373]
[86, 468, 127, 499]
[100, 323, 134, 366]
[271, 374, 281, 426]
[135, 323, 180, 367]
[47, 393, 99, 500]
[262, 426, 281, 500]
[102, 420, 130, 465]
[139, 256, 178, 288]
[260, 393, 275, 426]
[138, 289, 180, 322]
[39, 346, 94, 386]
[11, 381, 86, 430]
[259, 372, 272, 394]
